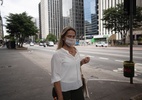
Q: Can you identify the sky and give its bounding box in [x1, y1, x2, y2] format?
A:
[62, 0, 72, 16]
[1, 0, 40, 20]
[0, 0, 40, 35]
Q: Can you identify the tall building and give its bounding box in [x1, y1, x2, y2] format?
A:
[84, 0, 98, 38]
[0, 15, 3, 45]
[39, 0, 48, 40]
[0, 0, 3, 45]
[98, 0, 142, 44]
[63, 16, 70, 28]
[98, 0, 123, 40]
[62, 0, 84, 40]
[39, 0, 62, 40]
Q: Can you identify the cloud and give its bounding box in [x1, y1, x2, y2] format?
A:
[0, 0, 40, 36]
[62, 0, 72, 16]
[1, 0, 40, 18]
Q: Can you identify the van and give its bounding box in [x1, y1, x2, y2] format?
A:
[95, 42, 108, 47]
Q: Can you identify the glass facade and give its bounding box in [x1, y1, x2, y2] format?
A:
[84, 0, 98, 37]
[62, 0, 84, 40]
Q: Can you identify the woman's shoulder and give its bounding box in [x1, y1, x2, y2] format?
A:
[52, 49, 65, 60]
[53, 48, 63, 55]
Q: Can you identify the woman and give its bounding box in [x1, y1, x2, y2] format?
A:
[51, 26, 90, 100]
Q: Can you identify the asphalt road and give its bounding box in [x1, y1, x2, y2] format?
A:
[25, 44, 142, 83]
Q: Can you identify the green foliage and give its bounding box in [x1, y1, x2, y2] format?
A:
[4, 35, 15, 41]
[46, 34, 57, 43]
[102, 3, 142, 43]
[5, 12, 38, 47]
[35, 38, 41, 43]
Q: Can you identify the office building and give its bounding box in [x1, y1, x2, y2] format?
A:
[39, 0, 62, 40]
[0, 15, 3, 45]
[62, 0, 84, 40]
[63, 16, 70, 28]
[98, 0, 123, 41]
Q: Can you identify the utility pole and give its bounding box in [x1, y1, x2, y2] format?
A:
[124, 0, 136, 84]
[129, 0, 134, 84]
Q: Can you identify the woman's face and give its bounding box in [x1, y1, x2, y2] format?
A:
[63, 30, 76, 46]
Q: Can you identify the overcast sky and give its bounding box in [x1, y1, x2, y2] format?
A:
[62, 0, 72, 16]
[1, 0, 40, 19]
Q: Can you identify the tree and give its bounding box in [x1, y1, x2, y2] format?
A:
[5, 12, 38, 47]
[46, 34, 57, 43]
[102, 3, 142, 44]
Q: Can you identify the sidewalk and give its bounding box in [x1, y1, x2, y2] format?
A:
[87, 80, 142, 100]
[0, 48, 53, 100]
[0, 47, 142, 100]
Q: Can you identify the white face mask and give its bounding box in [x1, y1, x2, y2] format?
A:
[65, 37, 76, 47]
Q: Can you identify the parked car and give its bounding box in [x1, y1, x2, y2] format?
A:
[39, 42, 44, 46]
[47, 41, 54, 47]
[30, 42, 34, 46]
[95, 42, 108, 47]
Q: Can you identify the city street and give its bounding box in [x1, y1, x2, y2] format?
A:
[24, 44, 142, 83]
[0, 45, 142, 100]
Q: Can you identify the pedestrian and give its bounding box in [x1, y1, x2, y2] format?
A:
[51, 26, 90, 100]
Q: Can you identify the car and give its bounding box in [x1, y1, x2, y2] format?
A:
[95, 42, 108, 47]
[47, 41, 54, 47]
[30, 42, 34, 46]
[39, 42, 44, 46]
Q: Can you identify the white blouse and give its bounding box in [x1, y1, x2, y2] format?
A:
[51, 48, 82, 92]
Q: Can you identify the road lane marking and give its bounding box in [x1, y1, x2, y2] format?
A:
[80, 54, 85, 57]
[115, 60, 123, 62]
[99, 57, 108, 60]
[87, 55, 94, 58]
[80, 54, 94, 58]
[136, 63, 142, 66]
[79, 50, 142, 59]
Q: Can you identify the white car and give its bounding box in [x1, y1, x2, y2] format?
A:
[39, 42, 44, 46]
[30, 42, 34, 46]
[95, 42, 108, 47]
[47, 41, 54, 47]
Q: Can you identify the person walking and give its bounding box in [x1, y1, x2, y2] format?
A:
[51, 26, 90, 100]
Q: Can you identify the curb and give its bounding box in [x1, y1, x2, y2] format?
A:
[16, 47, 28, 50]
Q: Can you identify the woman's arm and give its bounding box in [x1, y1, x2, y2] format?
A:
[54, 81, 63, 100]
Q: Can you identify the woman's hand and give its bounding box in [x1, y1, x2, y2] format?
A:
[81, 57, 90, 65]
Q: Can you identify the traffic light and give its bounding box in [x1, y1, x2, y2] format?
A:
[124, 0, 136, 15]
